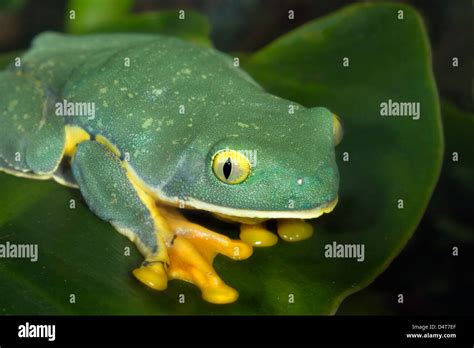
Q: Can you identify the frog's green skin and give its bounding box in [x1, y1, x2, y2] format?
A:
[0, 32, 340, 304]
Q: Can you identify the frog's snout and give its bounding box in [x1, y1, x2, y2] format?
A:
[287, 172, 338, 212]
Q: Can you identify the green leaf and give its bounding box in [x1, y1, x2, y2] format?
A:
[83, 11, 211, 46]
[242, 2, 443, 313]
[0, 3, 442, 314]
[65, 0, 211, 46]
[337, 100, 472, 315]
[66, 0, 134, 34]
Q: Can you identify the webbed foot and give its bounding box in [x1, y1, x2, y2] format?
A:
[148, 206, 253, 304]
[133, 261, 168, 291]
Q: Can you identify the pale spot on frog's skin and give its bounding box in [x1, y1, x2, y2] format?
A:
[155, 127, 162, 132]
[251, 123, 259, 130]
[152, 88, 163, 97]
[8, 100, 18, 111]
[23, 113, 30, 119]
[120, 87, 127, 92]
[165, 119, 174, 126]
[237, 122, 249, 128]
[113, 80, 119, 85]
[142, 118, 153, 129]
[102, 100, 109, 107]
[99, 87, 108, 94]
[172, 140, 179, 145]
[38, 118, 46, 130]
[110, 192, 118, 204]
[181, 68, 192, 75]
[127, 93, 134, 98]
[201, 74, 207, 79]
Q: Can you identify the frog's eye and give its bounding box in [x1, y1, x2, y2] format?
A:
[212, 149, 251, 185]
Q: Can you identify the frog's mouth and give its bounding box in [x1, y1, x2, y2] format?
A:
[182, 196, 339, 222]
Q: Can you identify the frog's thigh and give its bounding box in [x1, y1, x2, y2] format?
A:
[0, 71, 64, 177]
[71, 140, 169, 290]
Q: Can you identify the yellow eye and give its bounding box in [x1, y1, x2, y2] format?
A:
[212, 149, 251, 185]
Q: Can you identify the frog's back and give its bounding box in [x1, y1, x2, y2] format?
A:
[18, 32, 159, 93]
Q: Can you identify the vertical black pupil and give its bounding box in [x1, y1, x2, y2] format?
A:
[223, 158, 232, 179]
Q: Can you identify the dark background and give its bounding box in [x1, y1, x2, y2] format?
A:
[0, 0, 472, 315]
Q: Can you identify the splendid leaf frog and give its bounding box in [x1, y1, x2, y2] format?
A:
[0, 32, 342, 304]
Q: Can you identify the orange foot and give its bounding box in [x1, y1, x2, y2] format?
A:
[134, 206, 253, 304]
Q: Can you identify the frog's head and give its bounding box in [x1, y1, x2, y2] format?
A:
[161, 106, 342, 220]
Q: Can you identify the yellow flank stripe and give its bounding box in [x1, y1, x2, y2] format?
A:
[62, 126, 168, 261]
[112, 223, 154, 258]
[96, 134, 121, 157]
[123, 161, 173, 263]
[64, 125, 90, 157]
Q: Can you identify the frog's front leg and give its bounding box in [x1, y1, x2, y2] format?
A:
[71, 140, 171, 290]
